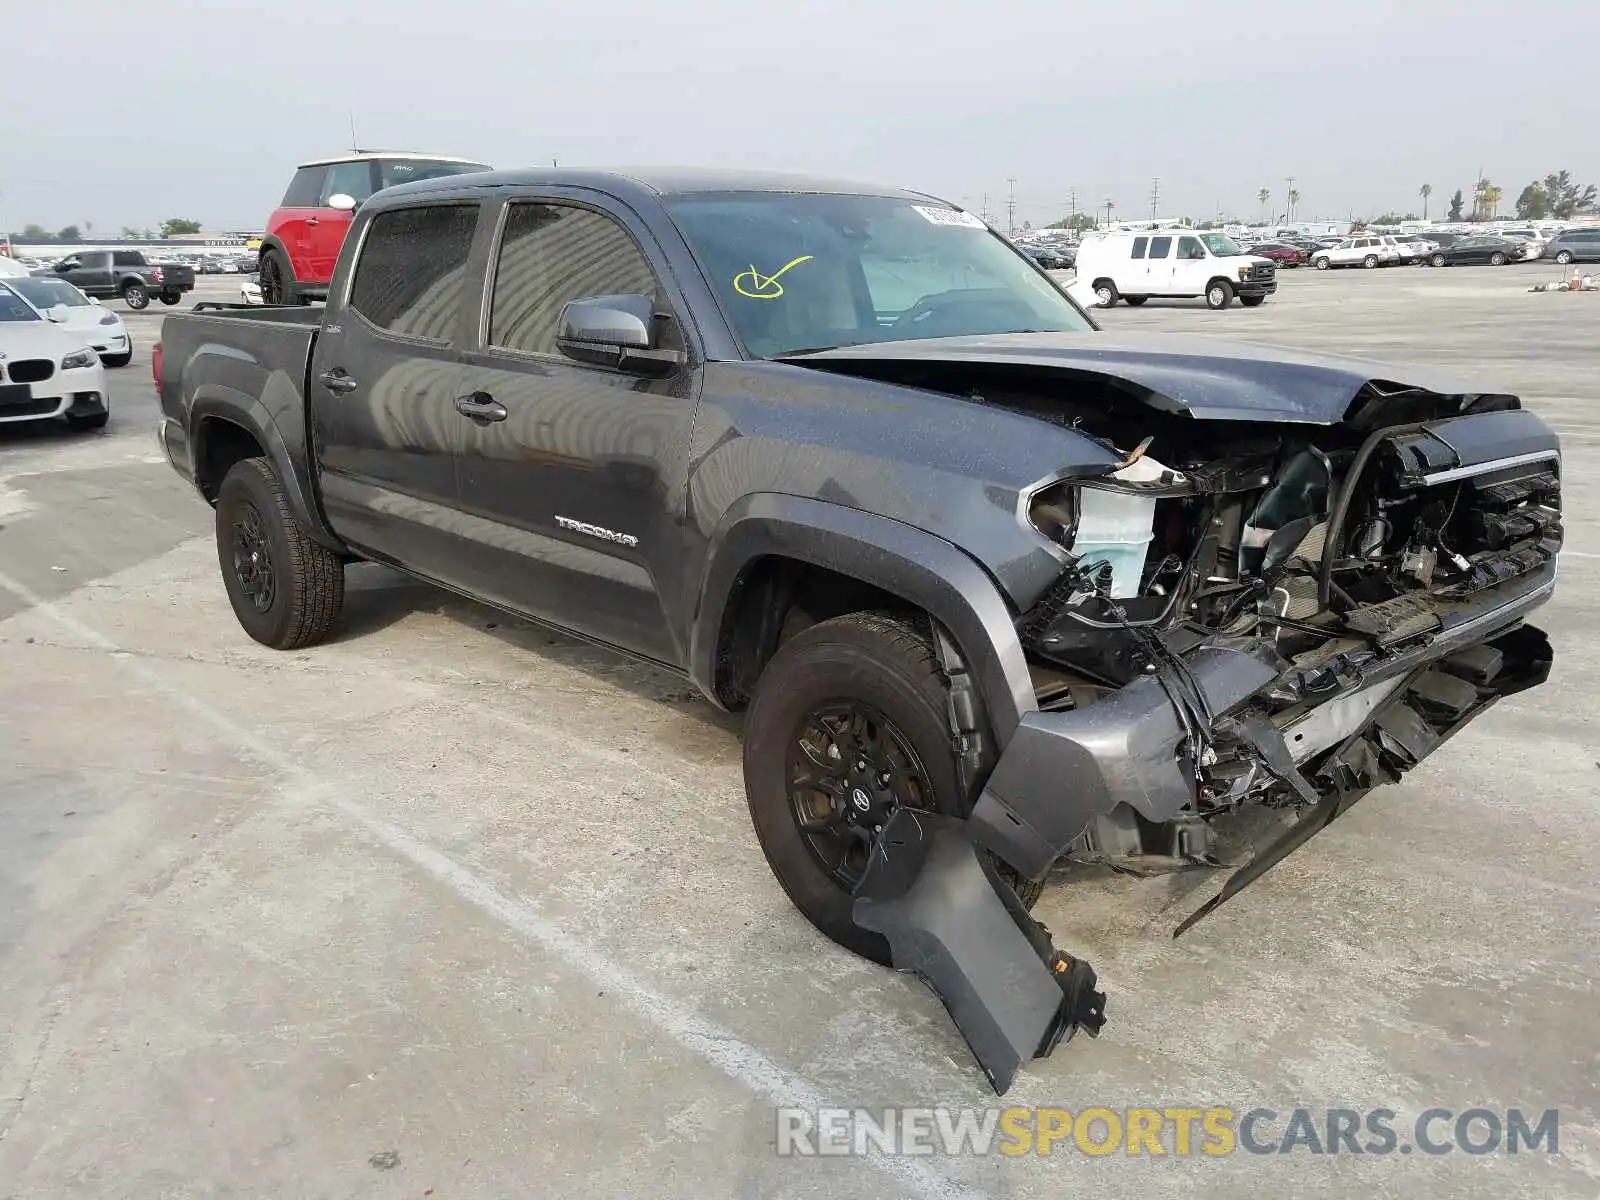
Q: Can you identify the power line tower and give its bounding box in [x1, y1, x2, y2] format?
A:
[1103, 197, 1114, 227]
[980, 192, 992, 227]
[1006, 178, 1017, 235]
[1067, 186, 1078, 227]
[1149, 177, 1160, 220]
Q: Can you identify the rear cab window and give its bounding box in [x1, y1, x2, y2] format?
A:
[347, 204, 479, 342]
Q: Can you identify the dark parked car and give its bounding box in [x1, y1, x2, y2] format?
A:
[37, 249, 196, 310]
[152, 168, 1560, 1093]
[1546, 228, 1600, 265]
[1427, 236, 1521, 267]
[1247, 242, 1309, 267]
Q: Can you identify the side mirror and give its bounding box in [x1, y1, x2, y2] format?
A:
[556, 293, 682, 375]
[46, 304, 71, 323]
[326, 193, 358, 212]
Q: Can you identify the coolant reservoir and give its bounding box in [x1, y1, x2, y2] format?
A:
[1072, 455, 1171, 598]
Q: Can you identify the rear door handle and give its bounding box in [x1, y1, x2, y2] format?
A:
[455, 391, 508, 423]
[318, 368, 359, 394]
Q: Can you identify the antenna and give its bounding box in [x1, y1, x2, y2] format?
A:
[349, 112, 359, 153]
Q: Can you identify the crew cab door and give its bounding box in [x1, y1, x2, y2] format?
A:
[448, 193, 700, 666]
[309, 199, 483, 577]
[56, 251, 111, 294]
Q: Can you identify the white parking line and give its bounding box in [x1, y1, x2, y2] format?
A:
[0, 566, 989, 1200]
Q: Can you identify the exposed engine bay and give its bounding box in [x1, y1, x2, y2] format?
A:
[997, 372, 1561, 881]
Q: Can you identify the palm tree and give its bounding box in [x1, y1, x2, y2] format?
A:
[1286, 188, 1301, 221]
[1482, 183, 1503, 219]
[1257, 187, 1270, 223]
[1472, 177, 1492, 221]
[1419, 183, 1432, 220]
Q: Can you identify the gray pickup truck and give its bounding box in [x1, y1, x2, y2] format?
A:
[41, 249, 196, 310]
[154, 168, 1561, 1091]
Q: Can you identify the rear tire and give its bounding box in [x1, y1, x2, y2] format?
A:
[1314, 256, 1331, 270]
[1430, 253, 1446, 267]
[743, 611, 1040, 965]
[121, 282, 149, 310]
[1205, 280, 1234, 310]
[1093, 280, 1119, 307]
[215, 457, 344, 650]
[1555, 250, 1574, 265]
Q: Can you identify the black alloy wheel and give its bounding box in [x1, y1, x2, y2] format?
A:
[786, 700, 934, 890]
[230, 501, 276, 614]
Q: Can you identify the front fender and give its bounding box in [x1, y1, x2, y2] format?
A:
[688, 493, 1038, 744]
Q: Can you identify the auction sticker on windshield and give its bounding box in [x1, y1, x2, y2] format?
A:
[912, 205, 987, 229]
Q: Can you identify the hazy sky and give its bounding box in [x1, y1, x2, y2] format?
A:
[4, 0, 1595, 233]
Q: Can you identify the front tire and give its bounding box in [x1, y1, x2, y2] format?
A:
[1362, 255, 1379, 269]
[1489, 252, 1506, 266]
[743, 611, 1037, 965]
[215, 457, 344, 650]
[121, 282, 149, 310]
[159, 292, 181, 306]
[1314, 256, 1331, 270]
[1431, 253, 1447, 267]
[1123, 296, 1148, 306]
[1555, 250, 1574, 265]
[1092, 280, 1119, 308]
[66, 410, 109, 431]
[1239, 294, 1266, 307]
[1205, 280, 1234, 310]
[102, 349, 132, 368]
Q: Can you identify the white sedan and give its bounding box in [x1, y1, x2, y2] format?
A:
[240, 272, 263, 305]
[2, 274, 133, 367]
[0, 283, 110, 430]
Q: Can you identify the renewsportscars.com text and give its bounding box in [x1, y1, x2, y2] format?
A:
[775, 1106, 1559, 1158]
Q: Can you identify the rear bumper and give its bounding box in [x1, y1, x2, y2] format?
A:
[970, 564, 1556, 881]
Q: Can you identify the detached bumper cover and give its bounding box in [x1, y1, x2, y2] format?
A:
[853, 809, 1105, 1095]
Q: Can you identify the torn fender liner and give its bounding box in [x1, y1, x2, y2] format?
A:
[852, 809, 1106, 1094]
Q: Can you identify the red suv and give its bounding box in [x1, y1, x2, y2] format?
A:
[258, 152, 489, 304]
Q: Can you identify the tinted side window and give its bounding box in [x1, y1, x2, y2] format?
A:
[489, 202, 665, 356]
[348, 204, 478, 341]
[323, 160, 376, 205]
[1130, 236, 1148, 259]
[111, 252, 143, 266]
[1148, 236, 1172, 259]
[281, 166, 325, 207]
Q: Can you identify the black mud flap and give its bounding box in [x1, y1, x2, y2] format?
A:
[852, 809, 1106, 1095]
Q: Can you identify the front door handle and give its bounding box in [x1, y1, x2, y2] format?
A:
[454, 391, 508, 423]
[318, 368, 359, 394]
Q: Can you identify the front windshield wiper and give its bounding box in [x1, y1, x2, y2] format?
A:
[777, 345, 841, 357]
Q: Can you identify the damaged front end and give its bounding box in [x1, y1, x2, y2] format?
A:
[850, 378, 1560, 1093]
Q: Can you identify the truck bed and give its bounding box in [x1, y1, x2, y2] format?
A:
[155, 306, 324, 502]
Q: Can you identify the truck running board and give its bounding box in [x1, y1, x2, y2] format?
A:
[852, 809, 1106, 1095]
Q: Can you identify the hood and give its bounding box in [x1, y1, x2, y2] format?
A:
[54, 306, 123, 334]
[778, 331, 1481, 424]
[0, 319, 94, 360]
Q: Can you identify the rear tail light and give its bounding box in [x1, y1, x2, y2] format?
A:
[152, 342, 164, 390]
[152, 268, 164, 282]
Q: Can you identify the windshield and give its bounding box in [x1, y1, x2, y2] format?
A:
[1200, 233, 1243, 256]
[0, 287, 42, 322]
[5, 277, 90, 308]
[663, 192, 1093, 358]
